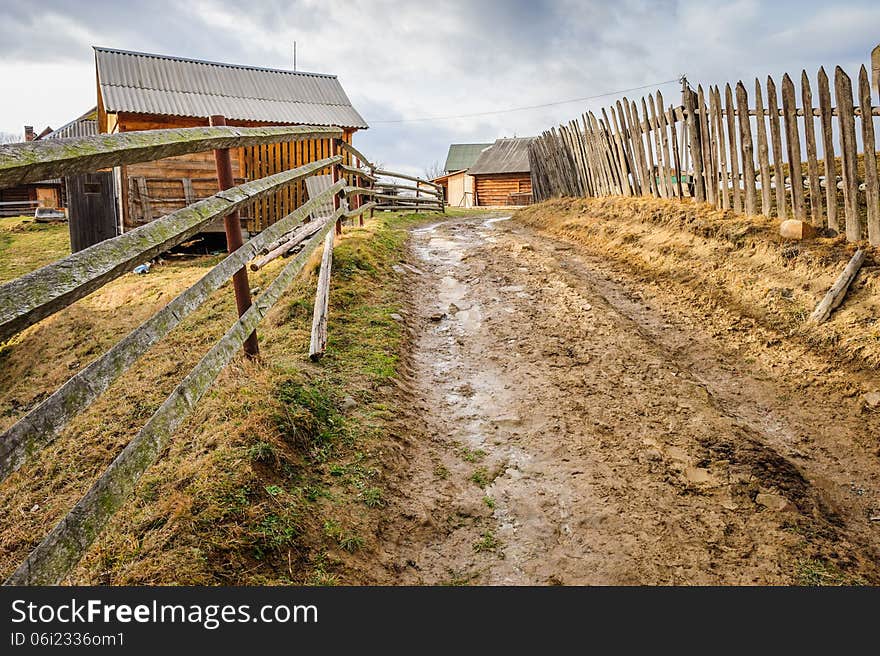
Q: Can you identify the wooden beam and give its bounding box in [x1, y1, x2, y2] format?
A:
[0, 181, 344, 483]
[0, 125, 342, 189]
[809, 249, 865, 323]
[249, 207, 342, 272]
[373, 168, 443, 191]
[3, 218, 336, 586]
[340, 164, 377, 181]
[0, 156, 341, 343]
[336, 139, 373, 170]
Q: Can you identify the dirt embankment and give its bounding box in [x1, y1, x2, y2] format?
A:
[515, 197, 880, 373]
[375, 208, 880, 585]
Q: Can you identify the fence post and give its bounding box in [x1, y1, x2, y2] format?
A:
[872, 44, 880, 104]
[332, 139, 342, 235]
[209, 115, 259, 358]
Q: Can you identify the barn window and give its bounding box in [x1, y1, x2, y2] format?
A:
[84, 182, 101, 194]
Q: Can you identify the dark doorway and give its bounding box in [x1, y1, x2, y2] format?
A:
[67, 172, 118, 252]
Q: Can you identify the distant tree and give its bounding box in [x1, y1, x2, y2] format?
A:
[424, 160, 444, 180]
[0, 131, 22, 144]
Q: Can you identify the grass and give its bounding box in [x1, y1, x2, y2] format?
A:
[797, 557, 867, 586]
[0, 216, 70, 283]
[0, 209, 438, 585]
[472, 530, 503, 554]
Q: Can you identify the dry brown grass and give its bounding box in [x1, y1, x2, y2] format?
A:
[515, 197, 880, 369]
[0, 211, 430, 585]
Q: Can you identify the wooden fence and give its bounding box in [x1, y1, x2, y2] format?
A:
[529, 64, 880, 245]
[0, 126, 442, 585]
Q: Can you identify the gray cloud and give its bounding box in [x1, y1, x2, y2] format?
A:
[0, 0, 878, 174]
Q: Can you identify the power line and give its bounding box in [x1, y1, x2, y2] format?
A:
[368, 78, 682, 124]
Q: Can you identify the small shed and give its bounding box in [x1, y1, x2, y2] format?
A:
[433, 143, 491, 208]
[94, 47, 368, 233]
[467, 137, 535, 207]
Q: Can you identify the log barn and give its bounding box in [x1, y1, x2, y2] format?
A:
[468, 137, 535, 207]
[94, 47, 368, 235]
[431, 143, 491, 208]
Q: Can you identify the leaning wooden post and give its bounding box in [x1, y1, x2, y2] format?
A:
[209, 115, 258, 358]
[309, 230, 334, 360]
[809, 249, 866, 324]
[332, 138, 342, 235]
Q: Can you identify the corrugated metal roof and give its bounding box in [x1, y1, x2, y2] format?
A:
[467, 137, 535, 175]
[40, 108, 98, 140]
[444, 143, 492, 172]
[94, 47, 368, 129]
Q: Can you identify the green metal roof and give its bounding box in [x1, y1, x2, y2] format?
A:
[443, 143, 492, 173]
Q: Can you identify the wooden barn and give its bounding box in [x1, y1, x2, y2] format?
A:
[468, 137, 535, 207]
[431, 143, 490, 208]
[0, 125, 67, 217]
[94, 47, 367, 235]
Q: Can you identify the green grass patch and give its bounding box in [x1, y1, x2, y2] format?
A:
[0, 216, 70, 283]
[473, 530, 503, 554]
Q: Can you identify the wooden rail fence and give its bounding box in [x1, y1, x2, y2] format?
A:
[0, 125, 442, 585]
[529, 63, 880, 245]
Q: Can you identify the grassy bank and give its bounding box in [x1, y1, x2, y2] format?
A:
[0, 210, 440, 585]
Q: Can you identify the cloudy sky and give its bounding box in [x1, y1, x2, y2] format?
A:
[1, 0, 878, 176]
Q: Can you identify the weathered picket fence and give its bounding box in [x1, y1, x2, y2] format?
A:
[0, 124, 441, 585]
[529, 62, 880, 246]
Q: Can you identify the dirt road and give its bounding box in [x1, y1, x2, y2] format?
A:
[376, 213, 880, 585]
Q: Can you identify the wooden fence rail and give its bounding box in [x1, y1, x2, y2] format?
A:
[0, 128, 442, 585]
[529, 64, 880, 245]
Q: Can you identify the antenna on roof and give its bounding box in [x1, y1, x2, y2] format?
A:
[293, 42, 297, 71]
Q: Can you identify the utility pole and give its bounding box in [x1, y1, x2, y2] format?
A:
[293, 42, 297, 71]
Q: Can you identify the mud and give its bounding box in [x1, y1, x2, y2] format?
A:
[376, 214, 880, 585]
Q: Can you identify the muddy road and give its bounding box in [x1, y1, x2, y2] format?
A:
[376, 214, 880, 585]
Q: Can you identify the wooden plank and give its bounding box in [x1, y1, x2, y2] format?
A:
[627, 99, 651, 196]
[736, 82, 757, 215]
[0, 183, 344, 482]
[859, 65, 880, 245]
[616, 101, 640, 195]
[607, 105, 633, 196]
[816, 67, 838, 232]
[640, 98, 659, 197]
[683, 87, 705, 202]
[591, 113, 616, 196]
[782, 74, 806, 221]
[654, 92, 673, 199]
[766, 76, 787, 219]
[834, 66, 861, 241]
[668, 103, 683, 198]
[135, 176, 153, 221]
[373, 168, 442, 191]
[3, 216, 336, 586]
[711, 86, 730, 210]
[336, 139, 374, 171]
[801, 71, 823, 226]
[808, 249, 865, 323]
[182, 177, 195, 206]
[724, 84, 742, 213]
[309, 230, 335, 360]
[753, 80, 772, 216]
[697, 86, 716, 205]
[577, 117, 597, 197]
[0, 125, 341, 189]
[873, 45, 880, 104]
[0, 156, 341, 343]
